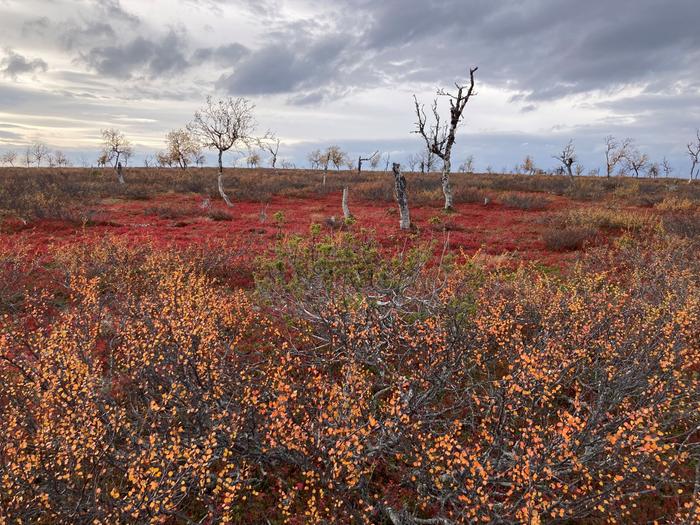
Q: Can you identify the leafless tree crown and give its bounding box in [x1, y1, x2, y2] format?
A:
[413, 66, 478, 209]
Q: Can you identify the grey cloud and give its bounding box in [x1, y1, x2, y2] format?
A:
[21, 17, 50, 36]
[93, 0, 140, 25]
[216, 28, 368, 103]
[81, 30, 189, 78]
[60, 22, 117, 50]
[193, 43, 250, 66]
[0, 49, 48, 79]
[0, 130, 22, 140]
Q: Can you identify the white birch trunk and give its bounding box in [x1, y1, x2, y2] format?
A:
[342, 186, 352, 220]
[392, 163, 410, 230]
[218, 150, 233, 207]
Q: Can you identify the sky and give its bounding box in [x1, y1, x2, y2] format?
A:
[0, 0, 699, 175]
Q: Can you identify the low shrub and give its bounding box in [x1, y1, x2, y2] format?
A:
[500, 192, 551, 210]
[564, 207, 658, 231]
[542, 226, 597, 251]
[207, 209, 233, 221]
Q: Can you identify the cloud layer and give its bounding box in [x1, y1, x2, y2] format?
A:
[0, 0, 698, 173]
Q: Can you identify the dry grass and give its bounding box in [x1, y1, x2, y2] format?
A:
[563, 206, 658, 231]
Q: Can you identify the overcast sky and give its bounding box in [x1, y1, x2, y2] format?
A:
[1, 0, 699, 174]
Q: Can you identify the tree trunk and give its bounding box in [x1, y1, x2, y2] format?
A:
[392, 163, 410, 230]
[441, 159, 453, 210]
[342, 186, 352, 220]
[323, 169, 327, 187]
[218, 150, 233, 207]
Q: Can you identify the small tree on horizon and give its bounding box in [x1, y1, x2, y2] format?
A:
[624, 144, 649, 178]
[100, 128, 133, 183]
[188, 96, 257, 207]
[164, 128, 202, 170]
[553, 140, 576, 179]
[31, 142, 50, 167]
[687, 129, 700, 181]
[604, 135, 631, 178]
[1, 150, 17, 167]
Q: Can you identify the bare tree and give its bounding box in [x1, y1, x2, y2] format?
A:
[156, 151, 174, 168]
[189, 96, 256, 207]
[414, 66, 478, 209]
[165, 128, 202, 170]
[23, 146, 32, 167]
[100, 129, 133, 183]
[647, 161, 660, 179]
[357, 150, 379, 173]
[32, 142, 50, 167]
[392, 163, 410, 230]
[1, 151, 17, 167]
[604, 135, 631, 178]
[308, 149, 323, 170]
[662, 157, 673, 178]
[326, 145, 347, 171]
[406, 153, 420, 172]
[258, 134, 281, 168]
[458, 154, 475, 173]
[97, 152, 109, 168]
[370, 151, 381, 169]
[688, 129, 700, 181]
[624, 146, 649, 178]
[246, 151, 261, 168]
[52, 150, 70, 167]
[521, 155, 536, 175]
[575, 163, 585, 177]
[553, 140, 576, 178]
[417, 149, 437, 173]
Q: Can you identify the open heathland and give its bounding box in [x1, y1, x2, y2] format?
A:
[1, 167, 699, 523]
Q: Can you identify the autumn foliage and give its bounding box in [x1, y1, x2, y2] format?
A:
[0, 220, 698, 524]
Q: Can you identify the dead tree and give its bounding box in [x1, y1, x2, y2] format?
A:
[604, 135, 631, 178]
[189, 96, 256, 207]
[100, 129, 132, 184]
[624, 146, 649, 178]
[342, 186, 352, 220]
[662, 157, 673, 178]
[419, 149, 437, 174]
[258, 134, 281, 168]
[553, 140, 576, 179]
[414, 66, 478, 210]
[688, 129, 700, 181]
[31, 142, 50, 168]
[392, 163, 410, 230]
[357, 150, 379, 173]
[1, 151, 17, 167]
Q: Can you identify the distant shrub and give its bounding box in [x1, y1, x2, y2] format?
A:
[656, 196, 696, 212]
[452, 185, 487, 204]
[662, 212, 700, 239]
[144, 205, 200, 220]
[564, 207, 657, 231]
[207, 209, 233, 221]
[500, 193, 551, 210]
[542, 226, 597, 251]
